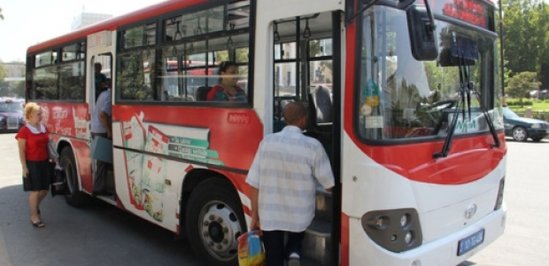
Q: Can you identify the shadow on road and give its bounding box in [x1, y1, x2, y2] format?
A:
[0, 184, 200, 266]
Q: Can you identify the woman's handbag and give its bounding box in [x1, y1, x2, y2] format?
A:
[237, 230, 266, 266]
[50, 164, 67, 197]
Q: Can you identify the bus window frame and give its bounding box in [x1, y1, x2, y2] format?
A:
[61, 41, 86, 63]
[114, 0, 256, 108]
[28, 39, 87, 103]
[34, 49, 58, 68]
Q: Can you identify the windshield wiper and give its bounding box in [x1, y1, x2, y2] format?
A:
[434, 34, 500, 159]
[457, 38, 501, 150]
[464, 62, 501, 149]
[433, 83, 465, 157]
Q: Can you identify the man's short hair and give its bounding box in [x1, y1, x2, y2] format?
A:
[283, 101, 308, 125]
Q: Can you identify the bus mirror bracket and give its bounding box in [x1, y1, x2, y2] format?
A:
[396, 0, 415, 9]
[406, 4, 438, 61]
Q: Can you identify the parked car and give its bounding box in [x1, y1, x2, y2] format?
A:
[503, 107, 549, 142]
[0, 97, 25, 133]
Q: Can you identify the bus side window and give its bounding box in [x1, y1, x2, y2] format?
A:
[158, 2, 250, 105]
[118, 50, 155, 101]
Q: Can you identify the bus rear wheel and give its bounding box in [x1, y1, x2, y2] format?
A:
[185, 178, 246, 266]
[60, 147, 88, 207]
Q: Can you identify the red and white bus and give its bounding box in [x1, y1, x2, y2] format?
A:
[26, 0, 506, 265]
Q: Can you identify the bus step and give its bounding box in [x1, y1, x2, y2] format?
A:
[303, 218, 332, 265]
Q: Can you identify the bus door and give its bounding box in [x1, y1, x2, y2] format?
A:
[272, 11, 342, 266]
[87, 31, 115, 195]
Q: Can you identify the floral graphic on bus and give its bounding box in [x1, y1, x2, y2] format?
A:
[120, 111, 224, 222]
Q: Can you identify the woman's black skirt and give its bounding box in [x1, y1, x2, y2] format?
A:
[23, 160, 52, 191]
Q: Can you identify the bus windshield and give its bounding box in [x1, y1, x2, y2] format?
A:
[357, 6, 503, 141]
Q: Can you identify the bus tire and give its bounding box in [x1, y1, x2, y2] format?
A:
[60, 147, 88, 207]
[185, 178, 246, 266]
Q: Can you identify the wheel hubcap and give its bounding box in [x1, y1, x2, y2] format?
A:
[199, 201, 242, 261]
[514, 128, 526, 140]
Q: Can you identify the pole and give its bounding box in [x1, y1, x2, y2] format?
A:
[499, 0, 505, 99]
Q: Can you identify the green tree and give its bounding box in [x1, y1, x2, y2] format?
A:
[10, 81, 25, 98]
[502, 0, 549, 88]
[0, 7, 4, 20]
[0, 63, 6, 96]
[0, 64, 5, 81]
[506, 71, 541, 107]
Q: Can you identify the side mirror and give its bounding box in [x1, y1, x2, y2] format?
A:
[406, 5, 438, 61]
[439, 36, 479, 66]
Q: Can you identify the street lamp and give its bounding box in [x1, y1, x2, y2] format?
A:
[499, 0, 505, 97]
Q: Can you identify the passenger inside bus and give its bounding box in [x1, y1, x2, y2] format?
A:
[94, 63, 108, 101]
[310, 85, 333, 124]
[91, 79, 114, 196]
[207, 61, 246, 102]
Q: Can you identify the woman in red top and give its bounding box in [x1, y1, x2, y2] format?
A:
[206, 61, 247, 102]
[15, 102, 52, 228]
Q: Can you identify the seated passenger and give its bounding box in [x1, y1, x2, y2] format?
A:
[207, 61, 246, 102]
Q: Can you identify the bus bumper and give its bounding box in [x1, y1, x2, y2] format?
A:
[347, 206, 507, 266]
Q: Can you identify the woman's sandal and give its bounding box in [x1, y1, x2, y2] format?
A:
[31, 220, 45, 228]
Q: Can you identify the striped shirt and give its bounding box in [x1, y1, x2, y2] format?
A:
[246, 125, 334, 232]
[91, 89, 112, 134]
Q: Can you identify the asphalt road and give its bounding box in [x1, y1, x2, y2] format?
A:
[463, 137, 549, 266]
[1, 132, 548, 266]
[0, 133, 200, 266]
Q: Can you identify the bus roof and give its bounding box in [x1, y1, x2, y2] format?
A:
[27, 0, 205, 55]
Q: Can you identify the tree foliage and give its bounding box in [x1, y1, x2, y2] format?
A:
[11, 81, 25, 97]
[506, 71, 541, 106]
[0, 7, 4, 20]
[502, 0, 549, 88]
[0, 64, 5, 81]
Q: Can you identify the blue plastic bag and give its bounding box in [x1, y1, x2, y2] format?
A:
[238, 231, 266, 266]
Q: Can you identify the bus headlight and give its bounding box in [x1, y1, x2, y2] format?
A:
[400, 214, 410, 227]
[361, 208, 422, 252]
[404, 231, 414, 244]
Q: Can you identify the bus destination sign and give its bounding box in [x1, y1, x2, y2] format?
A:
[440, 0, 491, 30]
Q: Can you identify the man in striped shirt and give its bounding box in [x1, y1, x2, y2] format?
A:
[246, 101, 334, 266]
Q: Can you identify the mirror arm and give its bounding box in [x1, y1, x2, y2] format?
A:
[345, 0, 379, 25]
[423, 0, 436, 33]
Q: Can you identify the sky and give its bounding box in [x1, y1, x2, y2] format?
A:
[0, 0, 165, 62]
[2, 0, 549, 63]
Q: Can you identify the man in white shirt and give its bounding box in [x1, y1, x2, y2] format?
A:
[246, 101, 334, 266]
[91, 79, 112, 195]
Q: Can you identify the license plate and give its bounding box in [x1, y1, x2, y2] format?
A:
[457, 229, 485, 256]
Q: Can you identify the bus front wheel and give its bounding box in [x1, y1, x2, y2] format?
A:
[60, 147, 88, 207]
[185, 178, 246, 266]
